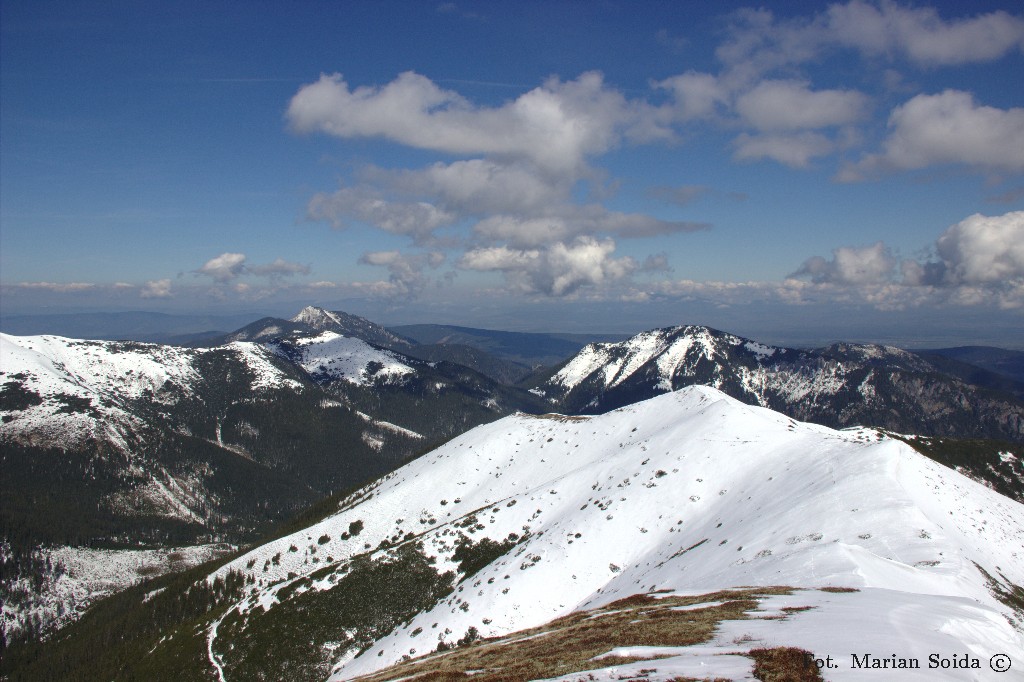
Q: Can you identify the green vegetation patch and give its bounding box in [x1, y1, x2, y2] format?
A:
[451, 534, 518, 581]
[0, 379, 43, 411]
[349, 587, 795, 682]
[52, 392, 99, 416]
[213, 541, 455, 682]
[1, 555, 247, 681]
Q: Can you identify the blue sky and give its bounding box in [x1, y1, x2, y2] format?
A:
[2, 0, 1023, 346]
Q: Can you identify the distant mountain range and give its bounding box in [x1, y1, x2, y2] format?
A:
[207, 306, 627, 384]
[11, 387, 1021, 680]
[916, 345, 1024, 386]
[530, 324, 1024, 443]
[389, 323, 630, 369]
[0, 310, 257, 345]
[2, 306, 1023, 648]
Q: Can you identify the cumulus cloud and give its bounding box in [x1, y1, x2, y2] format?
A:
[307, 186, 456, 241]
[790, 212, 1024, 310]
[656, 71, 729, 121]
[843, 91, 1024, 179]
[287, 71, 665, 175]
[791, 241, 896, 285]
[196, 252, 247, 281]
[458, 236, 639, 297]
[358, 250, 446, 298]
[195, 253, 314, 283]
[733, 131, 835, 168]
[363, 159, 569, 216]
[140, 279, 172, 298]
[641, 252, 673, 273]
[719, 2, 1024, 75]
[309, 157, 708, 251]
[248, 258, 311, 279]
[825, 1, 1024, 66]
[930, 211, 1024, 287]
[13, 281, 96, 292]
[735, 80, 870, 131]
[472, 206, 708, 249]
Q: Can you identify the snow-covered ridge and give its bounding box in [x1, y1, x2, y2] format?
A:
[0, 333, 301, 448]
[205, 385, 1023, 681]
[550, 325, 774, 393]
[538, 324, 1024, 443]
[269, 331, 414, 386]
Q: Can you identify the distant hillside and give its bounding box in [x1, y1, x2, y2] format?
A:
[915, 346, 1024, 384]
[388, 323, 629, 368]
[0, 311, 254, 344]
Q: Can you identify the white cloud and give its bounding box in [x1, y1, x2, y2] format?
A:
[733, 131, 835, 168]
[641, 252, 672, 273]
[825, 1, 1024, 66]
[719, 2, 1024, 75]
[845, 91, 1024, 178]
[248, 258, 311, 279]
[358, 250, 446, 298]
[310, 158, 708, 250]
[364, 159, 569, 216]
[735, 80, 870, 131]
[656, 71, 728, 121]
[140, 279, 172, 298]
[472, 206, 708, 249]
[458, 236, 638, 297]
[11, 281, 96, 293]
[933, 211, 1024, 286]
[787, 212, 1024, 310]
[791, 242, 896, 285]
[195, 253, 315, 284]
[197, 252, 247, 281]
[307, 186, 456, 240]
[287, 71, 663, 175]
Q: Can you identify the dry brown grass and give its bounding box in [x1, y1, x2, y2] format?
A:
[749, 647, 823, 681]
[518, 412, 592, 422]
[349, 587, 796, 682]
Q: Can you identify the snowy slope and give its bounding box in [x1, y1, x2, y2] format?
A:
[268, 331, 415, 386]
[205, 386, 1024, 681]
[0, 333, 302, 449]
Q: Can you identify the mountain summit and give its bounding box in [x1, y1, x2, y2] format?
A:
[223, 306, 411, 350]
